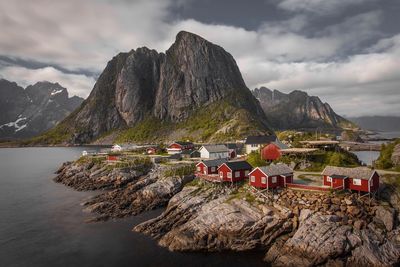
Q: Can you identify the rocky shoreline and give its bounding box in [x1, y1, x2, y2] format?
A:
[54, 157, 400, 266]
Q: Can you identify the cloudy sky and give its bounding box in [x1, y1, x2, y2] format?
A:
[0, 0, 399, 117]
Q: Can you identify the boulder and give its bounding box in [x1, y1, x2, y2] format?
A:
[375, 206, 395, 231]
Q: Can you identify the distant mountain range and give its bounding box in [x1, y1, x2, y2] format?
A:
[32, 31, 273, 145]
[253, 87, 355, 130]
[347, 116, 400, 132]
[0, 79, 84, 139]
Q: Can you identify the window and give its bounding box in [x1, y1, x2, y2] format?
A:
[211, 167, 216, 172]
[204, 170, 207, 174]
[251, 176, 255, 182]
[197, 166, 201, 172]
[235, 171, 240, 178]
[353, 179, 361, 186]
[327, 176, 332, 182]
[271, 176, 277, 183]
[261, 177, 266, 184]
[227, 172, 232, 178]
[220, 172, 223, 178]
[251, 144, 258, 148]
[245, 170, 249, 177]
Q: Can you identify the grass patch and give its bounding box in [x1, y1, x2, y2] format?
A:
[164, 164, 196, 177]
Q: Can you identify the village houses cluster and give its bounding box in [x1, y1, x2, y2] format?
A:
[108, 135, 380, 195]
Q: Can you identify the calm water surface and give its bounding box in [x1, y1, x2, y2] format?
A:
[0, 147, 265, 267]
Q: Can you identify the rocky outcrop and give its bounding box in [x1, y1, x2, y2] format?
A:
[253, 87, 355, 130]
[54, 160, 152, 191]
[0, 79, 84, 139]
[266, 214, 353, 266]
[44, 31, 272, 144]
[134, 185, 292, 251]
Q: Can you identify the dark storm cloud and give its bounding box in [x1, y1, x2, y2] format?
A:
[0, 0, 399, 115]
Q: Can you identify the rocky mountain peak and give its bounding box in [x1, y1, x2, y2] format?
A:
[40, 31, 273, 144]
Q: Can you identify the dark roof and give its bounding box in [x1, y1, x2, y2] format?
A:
[174, 141, 193, 146]
[181, 149, 195, 155]
[256, 163, 293, 176]
[322, 166, 376, 180]
[201, 159, 227, 167]
[223, 160, 253, 171]
[168, 153, 182, 160]
[245, 135, 276, 144]
[225, 143, 238, 149]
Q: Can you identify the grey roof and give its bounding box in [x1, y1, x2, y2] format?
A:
[272, 140, 288, 149]
[201, 144, 229, 153]
[321, 166, 376, 180]
[245, 135, 277, 145]
[201, 158, 228, 167]
[223, 161, 253, 171]
[257, 163, 293, 176]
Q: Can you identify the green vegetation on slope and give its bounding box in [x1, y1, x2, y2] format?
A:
[277, 130, 335, 147]
[375, 139, 400, 170]
[247, 151, 268, 167]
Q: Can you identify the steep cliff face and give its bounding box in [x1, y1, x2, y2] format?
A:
[0, 79, 84, 139]
[42, 31, 272, 144]
[253, 87, 354, 130]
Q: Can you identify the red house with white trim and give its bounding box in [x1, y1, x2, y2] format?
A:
[217, 161, 253, 182]
[321, 166, 380, 192]
[248, 163, 293, 189]
[167, 141, 195, 154]
[196, 159, 227, 175]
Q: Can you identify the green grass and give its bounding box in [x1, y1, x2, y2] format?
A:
[375, 139, 400, 170]
[163, 164, 196, 177]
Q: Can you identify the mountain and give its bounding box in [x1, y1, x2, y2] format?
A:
[33, 31, 273, 145]
[252, 87, 355, 130]
[0, 79, 84, 139]
[347, 116, 400, 132]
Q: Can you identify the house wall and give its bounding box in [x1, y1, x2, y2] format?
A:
[167, 143, 182, 154]
[209, 151, 229, 159]
[218, 164, 250, 182]
[348, 178, 369, 192]
[370, 172, 380, 192]
[249, 169, 291, 188]
[249, 168, 267, 188]
[245, 144, 261, 154]
[285, 175, 293, 184]
[323, 175, 345, 189]
[199, 147, 210, 158]
[196, 162, 206, 175]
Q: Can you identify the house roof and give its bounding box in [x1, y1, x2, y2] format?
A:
[222, 160, 253, 171]
[200, 158, 228, 167]
[322, 166, 376, 180]
[200, 144, 229, 153]
[271, 139, 288, 149]
[330, 174, 348, 179]
[181, 149, 195, 155]
[245, 135, 276, 144]
[256, 163, 293, 176]
[173, 141, 193, 146]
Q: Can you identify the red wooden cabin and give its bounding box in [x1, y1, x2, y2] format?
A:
[167, 141, 195, 154]
[322, 166, 380, 192]
[196, 159, 227, 175]
[248, 163, 293, 189]
[217, 161, 252, 182]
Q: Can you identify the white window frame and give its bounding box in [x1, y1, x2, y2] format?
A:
[271, 176, 277, 183]
[220, 171, 223, 178]
[197, 166, 201, 172]
[227, 172, 232, 179]
[353, 179, 361, 186]
[235, 171, 240, 178]
[261, 177, 267, 184]
[245, 170, 249, 177]
[327, 176, 332, 182]
[250, 175, 255, 182]
[211, 166, 216, 172]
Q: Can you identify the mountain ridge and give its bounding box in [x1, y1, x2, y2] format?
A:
[253, 87, 355, 130]
[0, 79, 84, 139]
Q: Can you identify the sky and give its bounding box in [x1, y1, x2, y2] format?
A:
[0, 0, 399, 117]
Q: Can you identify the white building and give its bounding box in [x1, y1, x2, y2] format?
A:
[199, 144, 229, 159]
[111, 144, 122, 152]
[244, 135, 287, 154]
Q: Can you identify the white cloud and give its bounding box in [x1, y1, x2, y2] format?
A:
[0, 0, 398, 116]
[277, 0, 376, 14]
[0, 66, 95, 98]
